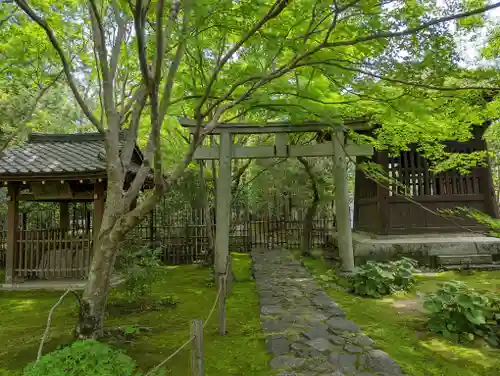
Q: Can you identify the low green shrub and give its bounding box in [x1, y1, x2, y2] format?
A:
[349, 258, 418, 298]
[120, 247, 162, 302]
[23, 340, 137, 376]
[424, 281, 500, 345]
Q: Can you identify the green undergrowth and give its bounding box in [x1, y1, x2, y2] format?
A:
[303, 257, 500, 376]
[0, 253, 271, 376]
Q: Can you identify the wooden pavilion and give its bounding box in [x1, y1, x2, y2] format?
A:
[354, 124, 499, 234]
[0, 132, 146, 284]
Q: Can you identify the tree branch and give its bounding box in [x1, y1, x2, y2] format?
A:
[110, 0, 127, 82]
[158, 0, 190, 125]
[88, 0, 115, 115]
[0, 70, 64, 151]
[15, 0, 103, 131]
[132, 0, 151, 84]
[196, 0, 290, 118]
[325, 2, 500, 49]
[231, 159, 252, 196]
[121, 89, 147, 170]
[153, 0, 167, 82]
[320, 61, 500, 91]
[119, 84, 145, 121]
[267, 91, 362, 105]
[209, 0, 500, 106]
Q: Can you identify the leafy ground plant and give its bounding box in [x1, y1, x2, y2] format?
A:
[424, 280, 500, 345]
[349, 258, 419, 298]
[23, 340, 137, 376]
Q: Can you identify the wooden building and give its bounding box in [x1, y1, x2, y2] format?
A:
[354, 125, 499, 234]
[0, 132, 146, 283]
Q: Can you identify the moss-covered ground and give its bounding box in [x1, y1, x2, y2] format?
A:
[0, 253, 272, 376]
[304, 257, 500, 376]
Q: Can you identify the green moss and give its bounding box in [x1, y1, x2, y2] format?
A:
[0, 253, 272, 376]
[304, 258, 500, 376]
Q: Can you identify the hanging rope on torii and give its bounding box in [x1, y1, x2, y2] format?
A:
[178, 118, 374, 278]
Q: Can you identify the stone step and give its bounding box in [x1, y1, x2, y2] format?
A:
[436, 254, 493, 266]
[440, 263, 500, 271]
[427, 244, 484, 256]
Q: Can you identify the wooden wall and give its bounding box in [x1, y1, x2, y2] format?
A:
[354, 139, 498, 235]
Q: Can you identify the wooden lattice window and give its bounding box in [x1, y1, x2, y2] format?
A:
[388, 144, 481, 197]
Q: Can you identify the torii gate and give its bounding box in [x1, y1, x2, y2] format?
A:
[179, 118, 373, 278]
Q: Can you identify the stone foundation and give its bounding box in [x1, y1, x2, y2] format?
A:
[353, 232, 500, 266]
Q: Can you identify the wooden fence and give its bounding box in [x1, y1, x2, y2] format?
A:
[15, 229, 93, 279]
[126, 205, 336, 265]
[0, 201, 336, 271]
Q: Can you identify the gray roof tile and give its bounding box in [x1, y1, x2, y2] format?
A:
[0, 132, 141, 177]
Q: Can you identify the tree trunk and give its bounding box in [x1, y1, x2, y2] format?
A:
[75, 231, 120, 338]
[297, 157, 320, 256]
[301, 193, 319, 256]
[76, 183, 126, 339]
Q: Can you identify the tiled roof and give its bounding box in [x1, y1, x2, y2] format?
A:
[0, 132, 140, 177]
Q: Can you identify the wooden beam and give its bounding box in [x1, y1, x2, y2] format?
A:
[6, 183, 19, 283]
[215, 131, 232, 279]
[192, 141, 372, 160]
[19, 191, 95, 201]
[333, 131, 355, 272]
[0, 172, 106, 183]
[178, 117, 371, 134]
[289, 143, 372, 157]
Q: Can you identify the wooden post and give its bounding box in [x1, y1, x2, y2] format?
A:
[60, 202, 70, 231]
[376, 151, 390, 234]
[190, 319, 204, 376]
[482, 163, 499, 218]
[219, 275, 227, 335]
[333, 130, 355, 272]
[215, 131, 232, 279]
[472, 129, 499, 219]
[93, 182, 105, 241]
[352, 157, 363, 232]
[6, 183, 19, 283]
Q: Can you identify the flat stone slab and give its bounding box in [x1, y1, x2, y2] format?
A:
[252, 249, 405, 376]
[353, 232, 500, 259]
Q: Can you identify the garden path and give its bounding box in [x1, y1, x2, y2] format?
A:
[251, 249, 405, 376]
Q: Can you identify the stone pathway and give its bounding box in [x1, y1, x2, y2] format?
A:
[251, 249, 405, 376]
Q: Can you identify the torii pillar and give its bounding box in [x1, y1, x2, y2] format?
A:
[333, 130, 355, 272]
[215, 131, 232, 281]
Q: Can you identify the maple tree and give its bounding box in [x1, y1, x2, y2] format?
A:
[4, 0, 500, 337]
